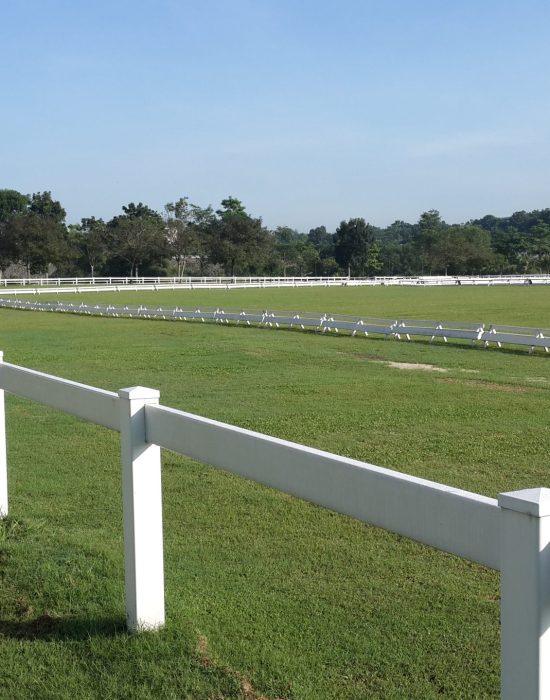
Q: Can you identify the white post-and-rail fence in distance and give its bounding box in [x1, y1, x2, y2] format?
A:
[0, 274, 550, 290]
[0, 353, 549, 698]
[2, 297, 550, 354]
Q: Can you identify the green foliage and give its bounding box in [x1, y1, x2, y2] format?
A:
[2, 212, 68, 275]
[207, 198, 273, 275]
[377, 220, 417, 245]
[0, 190, 30, 222]
[106, 204, 168, 276]
[0, 191, 69, 274]
[307, 225, 332, 249]
[474, 208, 550, 273]
[1, 185, 550, 278]
[119, 202, 161, 221]
[28, 191, 66, 224]
[415, 209, 446, 274]
[272, 227, 320, 276]
[75, 217, 108, 276]
[163, 198, 213, 276]
[334, 217, 381, 275]
[420, 224, 496, 275]
[216, 196, 247, 217]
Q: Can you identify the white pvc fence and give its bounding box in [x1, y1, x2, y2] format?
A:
[2, 297, 550, 353]
[0, 276, 352, 290]
[0, 274, 550, 290]
[0, 354, 549, 697]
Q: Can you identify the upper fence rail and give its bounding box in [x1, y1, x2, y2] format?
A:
[0, 356, 499, 568]
[0, 361, 120, 430]
[0, 274, 550, 289]
[1, 297, 549, 353]
[145, 402, 500, 569]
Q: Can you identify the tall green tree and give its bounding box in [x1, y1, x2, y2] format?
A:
[333, 218, 381, 276]
[207, 198, 272, 275]
[429, 225, 495, 274]
[77, 217, 109, 276]
[307, 226, 334, 268]
[164, 198, 214, 276]
[4, 214, 67, 275]
[415, 210, 446, 274]
[107, 203, 167, 276]
[0, 190, 30, 268]
[298, 241, 321, 275]
[0, 191, 69, 275]
[273, 227, 302, 276]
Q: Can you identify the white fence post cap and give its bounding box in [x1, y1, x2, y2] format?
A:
[118, 387, 160, 401]
[498, 488, 550, 517]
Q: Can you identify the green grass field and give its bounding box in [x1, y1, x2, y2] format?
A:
[47, 282, 550, 326]
[1, 285, 549, 698]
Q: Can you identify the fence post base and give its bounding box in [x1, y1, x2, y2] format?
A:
[499, 488, 550, 699]
[119, 386, 165, 632]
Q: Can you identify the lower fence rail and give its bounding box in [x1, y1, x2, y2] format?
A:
[0, 352, 548, 698]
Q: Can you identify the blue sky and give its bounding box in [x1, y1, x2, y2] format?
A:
[1, 0, 549, 230]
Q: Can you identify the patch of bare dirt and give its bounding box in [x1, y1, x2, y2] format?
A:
[197, 634, 212, 668]
[196, 633, 285, 700]
[384, 361, 448, 372]
[337, 352, 450, 372]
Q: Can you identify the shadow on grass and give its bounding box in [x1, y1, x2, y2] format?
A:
[0, 614, 127, 641]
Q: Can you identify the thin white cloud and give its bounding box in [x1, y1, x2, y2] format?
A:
[406, 130, 534, 158]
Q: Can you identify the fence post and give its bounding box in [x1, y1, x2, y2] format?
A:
[499, 488, 550, 699]
[0, 352, 7, 517]
[118, 386, 165, 632]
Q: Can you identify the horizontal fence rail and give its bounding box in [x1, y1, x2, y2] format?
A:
[0, 361, 120, 430]
[2, 297, 550, 354]
[0, 274, 550, 290]
[145, 403, 500, 568]
[0, 353, 549, 697]
[0, 354, 499, 566]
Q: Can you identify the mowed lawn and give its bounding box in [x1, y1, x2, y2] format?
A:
[1, 285, 549, 698]
[49, 282, 550, 326]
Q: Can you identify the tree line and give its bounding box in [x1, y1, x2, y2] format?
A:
[1, 188, 550, 278]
